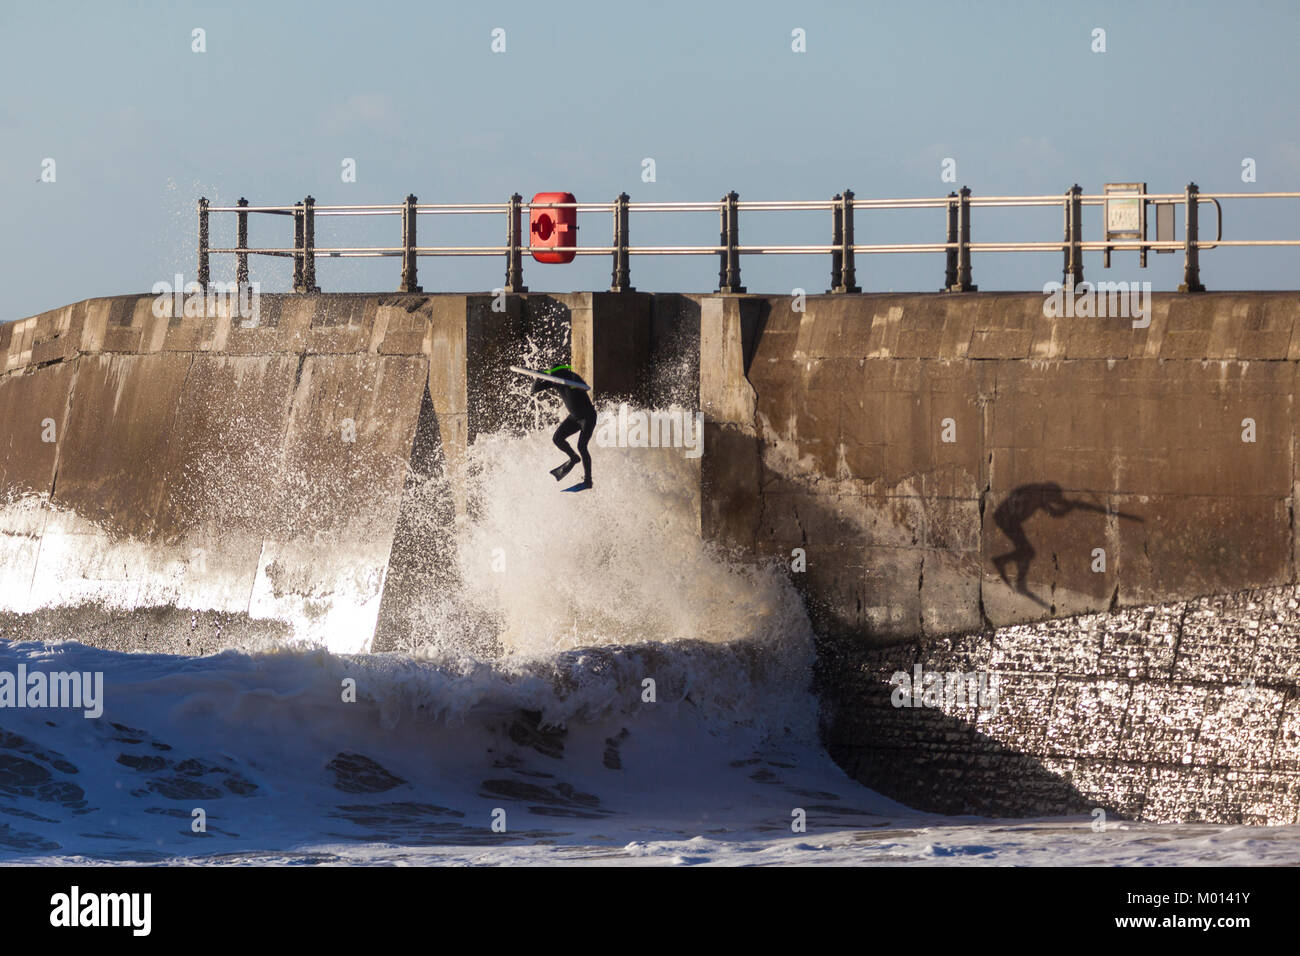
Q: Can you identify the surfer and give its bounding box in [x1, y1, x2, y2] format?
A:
[528, 363, 596, 490]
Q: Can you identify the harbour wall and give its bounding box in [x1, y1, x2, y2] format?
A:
[3, 288, 1298, 821]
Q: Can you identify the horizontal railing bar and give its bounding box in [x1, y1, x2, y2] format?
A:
[205, 206, 298, 214]
[969, 245, 1076, 253]
[1080, 240, 1182, 249]
[1171, 239, 1300, 246]
[314, 209, 401, 216]
[736, 246, 836, 254]
[417, 208, 509, 215]
[205, 192, 1300, 218]
[852, 198, 955, 208]
[1196, 192, 1300, 199]
[524, 205, 616, 212]
[625, 203, 723, 211]
[207, 238, 1300, 258]
[420, 247, 613, 255]
[208, 247, 404, 254]
[853, 243, 953, 252]
[416, 202, 509, 209]
[966, 241, 1077, 250]
[628, 248, 723, 255]
[310, 203, 402, 210]
[736, 201, 836, 209]
[968, 199, 1086, 207]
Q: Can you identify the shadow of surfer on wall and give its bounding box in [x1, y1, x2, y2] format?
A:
[991, 482, 1143, 608]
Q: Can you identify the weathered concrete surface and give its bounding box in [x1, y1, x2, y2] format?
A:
[4, 289, 1298, 649]
[683, 289, 1300, 821]
[0, 297, 430, 650]
[695, 292, 1300, 644]
[0, 291, 587, 653]
[5, 287, 1300, 823]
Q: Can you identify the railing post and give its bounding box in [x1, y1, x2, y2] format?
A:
[292, 201, 305, 291]
[505, 192, 527, 293]
[952, 186, 977, 291]
[298, 195, 320, 293]
[610, 192, 634, 292]
[828, 192, 843, 293]
[942, 191, 958, 290]
[1063, 184, 1083, 290]
[833, 189, 860, 293]
[717, 191, 745, 293]
[235, 198, 249, 287]
[1179, 182, 1206, 292]
[197, 197, 210, 290]
[400, 194, 422, 293]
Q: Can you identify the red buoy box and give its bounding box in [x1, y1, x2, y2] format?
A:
[529, 192, 578, 263]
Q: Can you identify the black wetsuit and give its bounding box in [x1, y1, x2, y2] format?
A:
[532, 367, 596, 484]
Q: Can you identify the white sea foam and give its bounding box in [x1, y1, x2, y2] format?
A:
[4, 425, 1300, 865]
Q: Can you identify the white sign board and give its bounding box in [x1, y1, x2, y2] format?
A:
[1104, 183, 1146, 239]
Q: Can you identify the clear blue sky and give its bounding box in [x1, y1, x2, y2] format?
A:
[3, 0, 1298, 319]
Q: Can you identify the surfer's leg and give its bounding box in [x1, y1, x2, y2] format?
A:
[550, 416, 582, 480]
[553, 416, 580, 458]
[576, 414, 595, 484]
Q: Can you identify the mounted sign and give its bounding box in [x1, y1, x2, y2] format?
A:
[1104, 182, 1147, 268]
[1155, 201, 1175, 253]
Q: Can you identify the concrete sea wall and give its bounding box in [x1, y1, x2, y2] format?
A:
[690, 291, 1300, 824]
[3, 288, 1299, 821]
[0, 293, 568, 652]
[696, 292, 1297, 641]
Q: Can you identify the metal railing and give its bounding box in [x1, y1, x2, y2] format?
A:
[196, 184, 1300, 295]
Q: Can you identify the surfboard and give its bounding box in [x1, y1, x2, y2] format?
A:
[510, 365, 591, 390]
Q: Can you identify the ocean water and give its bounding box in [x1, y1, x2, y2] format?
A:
[3, 425, 1299, 866]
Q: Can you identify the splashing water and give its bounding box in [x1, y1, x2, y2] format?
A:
[456, 429, 801, 655]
